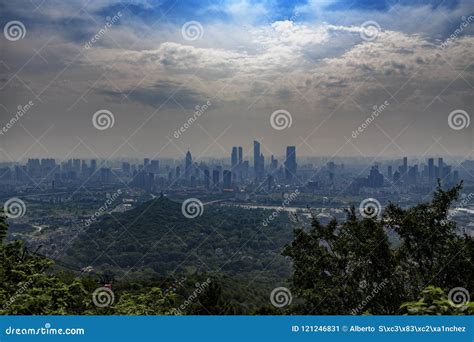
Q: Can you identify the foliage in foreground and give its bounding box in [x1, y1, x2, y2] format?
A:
[283, 183, 473, 315]
[1, 184, 472, 315]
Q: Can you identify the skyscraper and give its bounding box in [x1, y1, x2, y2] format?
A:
[212, 169, 220, 190]
[238, 146, 243, 165]
[428, 158, 434, 183]
[223, 170, 232, 190]
[253, 140, 260, 176]
[285, 146, 297, 183]
[231, 147, 238, 170]
[204, 169, 210, 189]
[185, 150, 192, 180]
[253, 140, 264, 181]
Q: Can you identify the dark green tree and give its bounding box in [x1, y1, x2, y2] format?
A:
[0, 212, 90, 314]
[283, 184, 472, 315]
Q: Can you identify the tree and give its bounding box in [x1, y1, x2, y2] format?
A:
[0, 212, 90, 314]
[401, 286, 473, 315]
[283, 184, 472, 315]
[114, 287, 176, 315]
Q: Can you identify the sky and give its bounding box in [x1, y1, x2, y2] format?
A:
[0, 0, 473, 162]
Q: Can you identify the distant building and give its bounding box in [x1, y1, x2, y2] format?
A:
[223, 170, 232, 190]
[285, 146, 297, 183]
[212, 169, 220, 190]
[185, 151, 192, 180]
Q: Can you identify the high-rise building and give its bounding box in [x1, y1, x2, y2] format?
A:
[122, 162, 131, 174]
[428, 158, 434, 183]
[238, 147, 243, 165]
[253, 140, 260, 176]
[204, 169, 210, 189]
[285, 146, 297, 183]
[185, 151, 192, 180]
[387, 165, 393, 180]
[231, 147, 238, 170]
[99, 168, 112, 183]
[266, 174, 274, 192]
[150, 160, 159, 174]
[253, 140, 264, 181]
[223, 170, 232, 190]
[367, 165, 383, 188]
[212, 169, 220, 190]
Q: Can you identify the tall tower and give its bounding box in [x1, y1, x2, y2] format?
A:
[185, 150, 192, 180]
[285, 146, 297, 183]
[238, 147, 243, 165]
[253, 140, 260, 176]
[231, 147, 238, 169]
[428, 158, 434, 183]
[253, 140, 264, 181]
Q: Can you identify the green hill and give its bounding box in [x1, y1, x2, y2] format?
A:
[64, 197, 293, 284]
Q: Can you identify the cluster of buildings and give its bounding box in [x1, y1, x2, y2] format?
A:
[0, 144, 465, 198]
